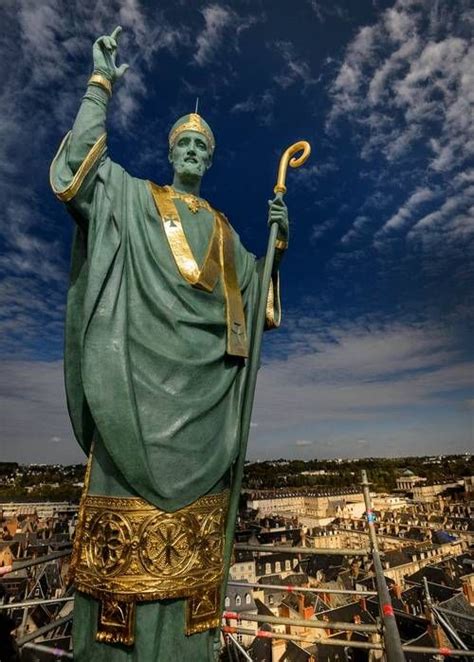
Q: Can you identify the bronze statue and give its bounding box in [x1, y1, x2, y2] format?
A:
[50, 26, 291, 660]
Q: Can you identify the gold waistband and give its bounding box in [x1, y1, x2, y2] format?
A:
[73, 490, 229, 604]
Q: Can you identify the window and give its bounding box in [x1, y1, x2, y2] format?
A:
[268, 594, 274, 606]
[245, 593, 251, 605]
[275, 561, 281, 573]
[224, 596, 230, 608]
[285, 560, 291, 571]
[265, 563, 271, 574]
[235, 595, 241, 606]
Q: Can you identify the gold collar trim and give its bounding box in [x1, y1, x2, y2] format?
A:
[166, 185, 212, 214]
[148, 183, 248, 357]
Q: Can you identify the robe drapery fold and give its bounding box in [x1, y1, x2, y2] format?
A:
[51, 127, 281, 660]
[50, 132, 280, 513]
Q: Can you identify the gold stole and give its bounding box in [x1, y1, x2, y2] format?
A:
[148, 183, 248, 358]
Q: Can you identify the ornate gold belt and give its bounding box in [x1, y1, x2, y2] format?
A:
[71, 490, 229, 645]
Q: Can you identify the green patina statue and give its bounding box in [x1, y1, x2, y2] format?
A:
[50, 27, 289, 661]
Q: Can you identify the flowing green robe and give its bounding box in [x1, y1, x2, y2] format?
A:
[50, 84, 280, 661]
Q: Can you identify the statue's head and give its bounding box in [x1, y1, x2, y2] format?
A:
[168, 113, 215, 182]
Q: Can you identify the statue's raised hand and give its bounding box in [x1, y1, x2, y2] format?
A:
[92, 26, 129, 82]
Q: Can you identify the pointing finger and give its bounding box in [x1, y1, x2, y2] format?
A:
[111, 26, 122, 41]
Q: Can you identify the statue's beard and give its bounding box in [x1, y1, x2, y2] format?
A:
[174, 161, 205, 181]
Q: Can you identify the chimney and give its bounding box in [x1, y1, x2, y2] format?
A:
[297, 593, 305, 617]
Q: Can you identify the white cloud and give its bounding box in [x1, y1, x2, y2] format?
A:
[0, 0, 191, 363]
[325, 0, 474, 266]
[307, 1, 349, 24]
[254, 319, 473, 427]
[195, 5, 233, 66]
[0, 360, 83, 463]
[376, 187, 437, 236]
[194, 4, 260, 67]
[328, 1, 474, 173]
[273, 41, 318, 90]
[2, 319, 472, 463]
[341, 215, 372, 245]
[231, 90, 275, 126]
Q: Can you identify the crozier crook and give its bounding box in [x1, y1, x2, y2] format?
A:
[274, 140, 311, 195]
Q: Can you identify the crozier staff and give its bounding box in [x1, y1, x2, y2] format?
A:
[50, 27, 289, 661]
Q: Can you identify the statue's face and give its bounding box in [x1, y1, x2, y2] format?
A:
[169, 130, 212, 181]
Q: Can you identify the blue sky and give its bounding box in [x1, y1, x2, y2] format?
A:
[0, 0, 473, 463]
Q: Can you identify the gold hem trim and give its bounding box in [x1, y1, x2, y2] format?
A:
[265, 271, 281, 329]
[50, 132, 107, 202]
[219, 214, 248, 357]
[72, 490, 229, 601]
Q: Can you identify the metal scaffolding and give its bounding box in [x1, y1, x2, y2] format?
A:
[2, 470, 473, 660]
[225, 470, 474, 660]
[361, 469, 405, 662]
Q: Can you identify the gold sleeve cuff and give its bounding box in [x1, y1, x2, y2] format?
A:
[50, 132, 107, 202]
[265, 271, 281, 330]
[275, 238, 288, 250]
[88, 73, 112, 96]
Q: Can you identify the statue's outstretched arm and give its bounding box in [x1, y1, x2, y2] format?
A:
[67, 26, 129, 173]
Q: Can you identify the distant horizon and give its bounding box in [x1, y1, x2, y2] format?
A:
[2, 450, 471, 468]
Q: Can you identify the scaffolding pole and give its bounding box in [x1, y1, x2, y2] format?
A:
[361, 470, 405, 662]
[222, 625, 474, 657]
[17, 614, 72, 646]
[423, 577, 469, 653]
[223, 610, 380, 633]
[22, 642, 73, 659]
[0, 596, 73, 611]
[228, 580, 377, 596]
[225, 632, 253, 661]
[235, 543, 372, 556]
[12, 549, 71, 571]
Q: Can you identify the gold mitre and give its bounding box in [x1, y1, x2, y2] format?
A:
[168, 113, 215, 153]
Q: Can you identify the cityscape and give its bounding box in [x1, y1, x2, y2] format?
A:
[1, 454, 473, 660]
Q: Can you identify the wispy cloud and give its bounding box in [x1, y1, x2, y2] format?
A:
[251, 317, 473, 457]
[323, 0, 474, 309]
[328, 0, 474, 173]
[307, 1, 350, 25]
[231, 90, 275, 126]
[0, 359, 82, 463]
[0, 0, 189, 361]
[273, 41, 319, 90]
[375, 187, 438, 237]
[194, 4, 261, 67]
